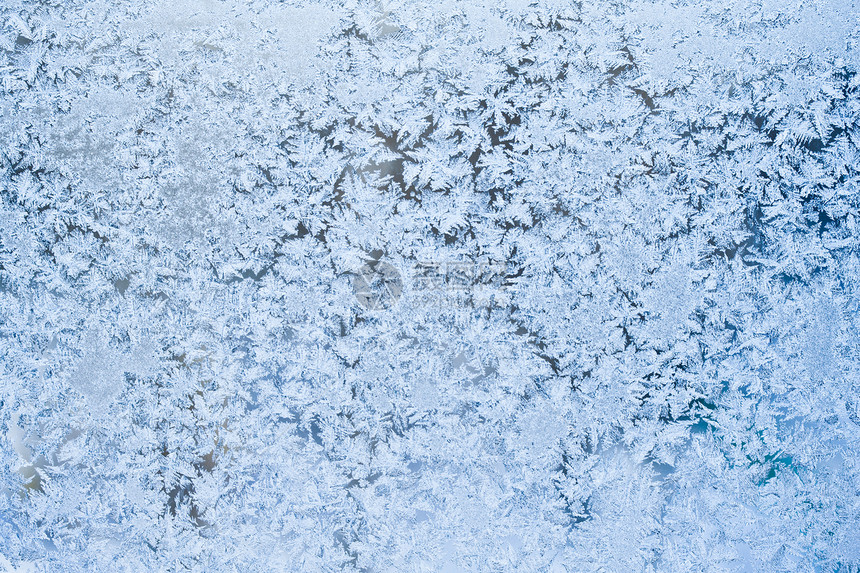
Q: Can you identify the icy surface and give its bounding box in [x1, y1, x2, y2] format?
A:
[1, 0, 859, 571]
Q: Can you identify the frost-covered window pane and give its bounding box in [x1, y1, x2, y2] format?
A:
[1, 0, 859, 570]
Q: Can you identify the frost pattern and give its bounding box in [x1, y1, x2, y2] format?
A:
[1, 0, 859, 571]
